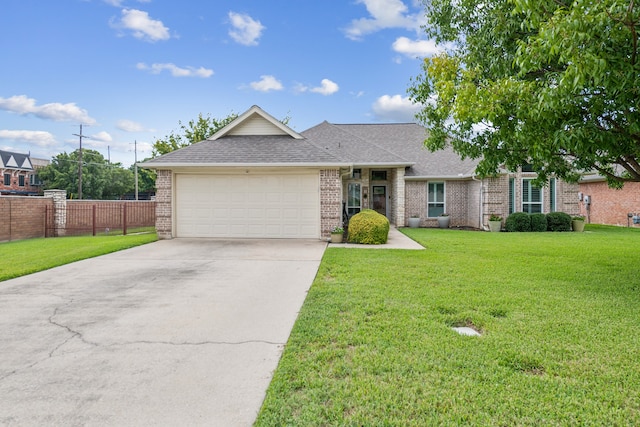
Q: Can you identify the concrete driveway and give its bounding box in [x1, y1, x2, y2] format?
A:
[0, 238, 326, 426]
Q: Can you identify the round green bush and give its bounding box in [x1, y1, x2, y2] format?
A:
[347, 209, 390, 244]
[546, 212, 572, 232]
[505, 212, 531, 232]
[530, 213, 547, 232]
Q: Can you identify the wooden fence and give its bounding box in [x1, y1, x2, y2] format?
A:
[46, 201, 156, 237]
[0, 193, 156, 242]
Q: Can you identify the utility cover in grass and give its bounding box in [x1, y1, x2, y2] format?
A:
[452, 326, 481, 336]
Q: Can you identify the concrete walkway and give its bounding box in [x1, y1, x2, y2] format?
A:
[0, 238, 327, 426]
[329, 227, 425, 250]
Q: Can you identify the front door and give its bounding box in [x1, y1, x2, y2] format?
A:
[372, 185, 387, 217]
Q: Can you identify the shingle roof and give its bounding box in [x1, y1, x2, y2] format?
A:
[140, 105, 480, 178]
[0, 150, 33, 170]
[302, 121, 412, 166]
[304, 122, 479, 178]
[142, 135, 344, 166]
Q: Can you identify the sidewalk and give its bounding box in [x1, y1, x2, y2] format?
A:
[328, 227, 425, 250]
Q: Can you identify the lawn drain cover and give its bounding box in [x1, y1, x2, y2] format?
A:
[452, 326, 481, 337]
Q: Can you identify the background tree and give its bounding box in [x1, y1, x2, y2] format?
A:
[39, 149, 134, 199]
[152, 112, 239, 157]
[130, 159, 156, 195]
[409, 0, 640, 187]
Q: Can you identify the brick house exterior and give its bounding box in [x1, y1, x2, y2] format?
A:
[142, 105, 579, 239]
[578, 178, 640, 228]
[0, 150, 47, 196]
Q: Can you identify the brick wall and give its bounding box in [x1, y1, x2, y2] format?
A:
[154, 170, 173, 239]
[0, 196, 53, 241]
[405, 179, 480, 228]
[320, 169, 341, 238]
[579, 181, 640, 227]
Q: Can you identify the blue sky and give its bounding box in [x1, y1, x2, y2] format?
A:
[0, 0, 443, 166]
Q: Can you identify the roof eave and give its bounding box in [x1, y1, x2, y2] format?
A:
[139, 162, 351, 169]
[405, 174, 476, 181]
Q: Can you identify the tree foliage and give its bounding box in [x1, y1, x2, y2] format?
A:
[409, 0, 640, 187]
[39, 149, 134, 199]
[151, 112, 239, 157]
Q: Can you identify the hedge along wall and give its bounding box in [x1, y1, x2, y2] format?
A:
[0, 196, 54, 242]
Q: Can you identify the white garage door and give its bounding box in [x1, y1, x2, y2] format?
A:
[175, 173, 320, 238]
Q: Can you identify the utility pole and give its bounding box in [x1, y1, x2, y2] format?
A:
[72, 124, 91, 199]
[134, 140, 139, 200]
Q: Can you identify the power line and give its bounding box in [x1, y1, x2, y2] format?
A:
[72, 124, 91, 200]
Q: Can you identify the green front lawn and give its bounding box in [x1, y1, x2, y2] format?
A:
[257, 225, 640, 425]
[0, 233, 158, 282]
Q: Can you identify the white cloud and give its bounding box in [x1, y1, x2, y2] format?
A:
[295, 79, 340, 96]
[345, 0, 423, 40]
[228, 12, 265, 46]
[112, 9, 170, 42]
[136, 62, 213, 78]
[249, 75, 283, 92]
[392, 37, 443, 58]
[116, 119, 147, 132]
[0, 130, 57, 147]
[90, 131, 113, 142]
[0, 95, 97, 125]
[103, 0, 150, 5]
[372, 94, 421, 122]
[311, 79, 340, 95]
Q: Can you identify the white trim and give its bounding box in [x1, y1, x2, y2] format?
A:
[427, 181, 446, 217]
[139, 162, 351, 169]
[522, 178, 544, 213]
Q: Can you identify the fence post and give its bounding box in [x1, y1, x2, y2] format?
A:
[92, 205, 96, 236]
[44, 189, 67, 237]
[123, 203, 128, 235]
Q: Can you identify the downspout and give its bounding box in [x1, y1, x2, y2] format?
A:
[472, 175, 486, 230]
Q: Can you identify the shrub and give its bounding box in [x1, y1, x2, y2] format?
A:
[505, 212, 531, 232]
[347, 209, 390, 244]
[547, 212, 572, 232]
[530, 213, 547, 232]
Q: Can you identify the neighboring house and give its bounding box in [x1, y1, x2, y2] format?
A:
[0, 150, 46, 196]
[141, 105, 579, 240]
[578, 173, 640, 227]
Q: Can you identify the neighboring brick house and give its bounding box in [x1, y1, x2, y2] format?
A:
[578, 173, 640, 228]
[141, 105, 579, 240]
[0, 150, 46, 196]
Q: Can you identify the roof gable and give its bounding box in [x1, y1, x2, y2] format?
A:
[210, 105, 303, 140]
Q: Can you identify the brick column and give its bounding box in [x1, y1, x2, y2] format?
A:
[320, 169, 341, 239]
[44, 189, 67, 237]
[155, 170, 173, 239]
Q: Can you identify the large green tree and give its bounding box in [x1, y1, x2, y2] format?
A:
[409, 0, 640, 187]
[152, 112, 239, 157]
[39, 149, 134, 199]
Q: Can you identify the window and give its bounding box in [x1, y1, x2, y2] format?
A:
[18, 175, 25, 187]
[3, 173, 10, 186]
[352, 169, 361, 179]
[522, 179, 542, 213]
[521, 163, 535, 172]
[347, 182, 361, 216]
[427, 182, 445, 217]
[30, 174, 42, 186]
[549, 178, 556, 212]
[371, 170, 387, 181]
[508, 178, 515, 214]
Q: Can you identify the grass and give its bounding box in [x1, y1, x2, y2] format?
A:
[0, 232, 158, 282]
[256, 225, 640, 426]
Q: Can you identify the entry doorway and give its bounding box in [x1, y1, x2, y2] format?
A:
[372, 185, 388, 217]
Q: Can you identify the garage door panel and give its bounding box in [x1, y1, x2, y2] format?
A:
[176, 173, 319, 238]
